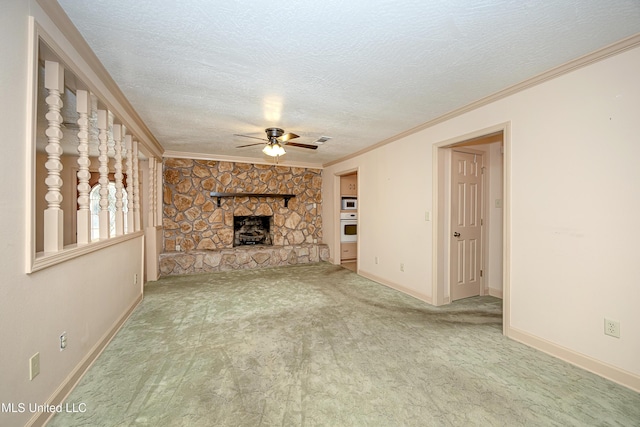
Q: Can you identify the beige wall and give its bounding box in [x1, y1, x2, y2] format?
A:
[0, 2, 145, 426]
[323, 44, 640, 386]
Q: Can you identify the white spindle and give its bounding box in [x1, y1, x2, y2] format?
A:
[148, 157, 156, 227]
[125, 135, 134, 233]
[43, 61, 65, 252]
[154, 156, 158, 227]
[133, 140, 141, 232]
[156, 161, 162, 227]
[113, 124, 125, 236]
[97, 109, 110, 240]
[75, 89, 91, 244]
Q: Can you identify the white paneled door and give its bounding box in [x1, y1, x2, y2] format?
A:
[450, 149, 483, 301]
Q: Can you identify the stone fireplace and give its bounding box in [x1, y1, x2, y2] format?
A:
[234, 216, 272, 246]
[159, 158, 330, 276]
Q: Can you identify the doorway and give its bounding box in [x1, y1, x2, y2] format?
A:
[338, 171, 358, 272]
[433, 125, 507, 318]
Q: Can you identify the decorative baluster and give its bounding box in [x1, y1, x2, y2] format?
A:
[154, 158, 160, 227]
[113, 124, 125, 236]
[97, 109, 110, 239]
[125, 135, 134, 233]
[133, 140, 141, 232]
[43, 61, 65, 252]
[148, 157, 156, 227]
[75, 89, 91, 244]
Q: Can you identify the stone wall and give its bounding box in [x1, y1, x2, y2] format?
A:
[159, 244, 330, 276]
[162, 158, 324, 272]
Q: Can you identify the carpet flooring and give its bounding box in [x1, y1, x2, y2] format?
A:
[48, 263, 640, 426]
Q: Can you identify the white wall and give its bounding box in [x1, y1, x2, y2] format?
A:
[0, 2, 144, 426]
[323, 43, 640, 386]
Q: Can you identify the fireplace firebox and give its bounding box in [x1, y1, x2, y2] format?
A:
[233, 216, 272, 247]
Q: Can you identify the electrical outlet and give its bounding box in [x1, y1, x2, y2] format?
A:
[60, 332, 67, 351]
[604, 318, 620, 338]
[375, 256, 379, 264]
[425, 211, 430, 221]
[133, 273, 138, 285]
[400, 263, 404, 272]
[29, 353, 40, 380]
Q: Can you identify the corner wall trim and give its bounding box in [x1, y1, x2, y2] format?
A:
[507, 327, 640, 393]
[27, 294, 143, 427]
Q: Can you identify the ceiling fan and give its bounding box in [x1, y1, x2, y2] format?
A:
[235, 127, 318, 157]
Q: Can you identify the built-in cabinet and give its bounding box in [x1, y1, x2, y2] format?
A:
[340, 174, 357, 196]
[341, 242, 357, 260]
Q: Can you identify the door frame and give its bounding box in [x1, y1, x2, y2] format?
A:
[333, 167, 359, 269]
[432, 122, 511, 335]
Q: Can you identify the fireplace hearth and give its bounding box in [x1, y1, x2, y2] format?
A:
[234, 216, 272, 247]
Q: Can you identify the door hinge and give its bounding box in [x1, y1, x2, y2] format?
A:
[480, 269, 483, 277]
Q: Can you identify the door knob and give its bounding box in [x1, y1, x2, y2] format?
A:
[453, 232, 460, 237]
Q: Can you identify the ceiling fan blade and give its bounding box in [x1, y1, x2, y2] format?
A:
[279, 132, 299, 142]
[234, 134, 268, 142]
[284, 141, 318, 150]
[236, 142, 265, 148]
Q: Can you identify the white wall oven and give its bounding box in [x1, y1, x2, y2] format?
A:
[340, 212, 357, 243]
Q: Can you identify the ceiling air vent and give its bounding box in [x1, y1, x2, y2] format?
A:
[314, 136, 332, 145]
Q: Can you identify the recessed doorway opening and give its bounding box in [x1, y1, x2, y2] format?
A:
[433, 123, 510, 333]
[336, 170, 358, 272]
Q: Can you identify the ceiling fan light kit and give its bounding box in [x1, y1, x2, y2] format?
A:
[262, 142, 286, 157]
[235, 127, 319, 160]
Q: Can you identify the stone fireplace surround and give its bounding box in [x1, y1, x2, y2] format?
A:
[160, 158, 329, 276]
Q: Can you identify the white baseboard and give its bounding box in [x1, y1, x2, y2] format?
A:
[507, 326, 640, 393]
[359, 270, 433, 305]
[352, 272, 639, 393]
[488, 287, 503, 299]
[28, 294, 143, 427]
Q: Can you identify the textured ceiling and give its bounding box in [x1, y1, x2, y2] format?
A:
[57, 0, 640, 166]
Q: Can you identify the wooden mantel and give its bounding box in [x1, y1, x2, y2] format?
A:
[209, 192, 296, 207]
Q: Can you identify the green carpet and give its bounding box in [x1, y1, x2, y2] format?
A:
[49, 263, 639, 426]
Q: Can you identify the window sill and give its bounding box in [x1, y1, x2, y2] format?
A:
[29, 231, 144, 274]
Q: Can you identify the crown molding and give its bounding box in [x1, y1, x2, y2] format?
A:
[162, 150, 323, 170]
[324, 32, 640, 168]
